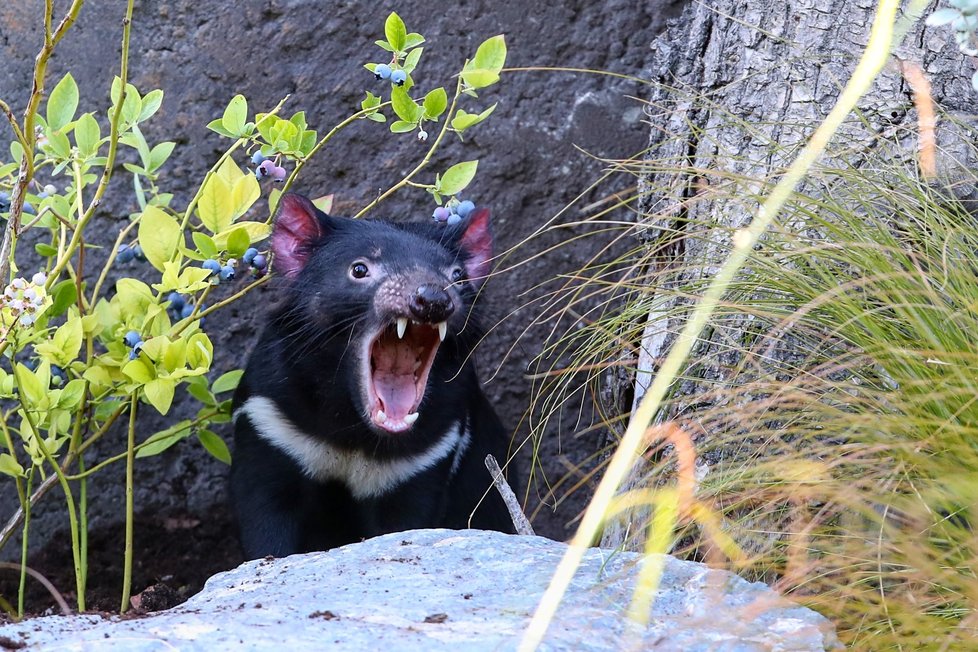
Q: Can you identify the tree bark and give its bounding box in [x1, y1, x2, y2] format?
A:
[602, 0, 977, 549]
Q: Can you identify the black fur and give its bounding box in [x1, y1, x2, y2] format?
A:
[230, 193, 514, 559]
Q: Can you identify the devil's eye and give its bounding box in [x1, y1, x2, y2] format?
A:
[350, 262, 370, 279]
[450, 267, 464, 282]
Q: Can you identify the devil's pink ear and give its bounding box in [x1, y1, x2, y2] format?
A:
[458, 208, 493, 286]
[271, 193, 328, 278]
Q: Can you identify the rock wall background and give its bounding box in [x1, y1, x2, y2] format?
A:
[0, 0, 683, 593]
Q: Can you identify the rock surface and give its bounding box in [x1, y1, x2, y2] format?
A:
[0, 529, 840, 651]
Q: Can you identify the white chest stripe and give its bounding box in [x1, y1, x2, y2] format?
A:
[235, 396, 464, 499]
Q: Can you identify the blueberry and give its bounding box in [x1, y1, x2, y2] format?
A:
[43, 184, 57, 196]
[256, 160, 275, 180]
[220, 265, 235, 282]
[22, 202, 35, 215]
[0, 192, 9, 212]
[251, 151, 267, 166]
[390, 69, 407, 86]
[180, 303, 195, 319]
[456, 200, 475, 218]
[432, 206, 451, 222]
[167, 292, 185, 310]
[132, 245, 146, 262]
[242, 248, 259, 264]
[271, 165, 287, 183]
[374, 63, 392, 80]
[116, 244, 135, 264]
[128, 348, 140, 360]
[123, 330, 141, 348]
[251, 253, 267, 270]
[51, 364, 65, 386]
[447, 214, 462, 226]
[202, 259, 221, 275]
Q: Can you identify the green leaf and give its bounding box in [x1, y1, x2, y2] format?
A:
[137, 206, 182, 271]
[390, 120, 416, 134]
[375, 40, 395, 52]
[14, 364, 45, 406]
[451, 103, 497, 132]
[423, 88, 447, 120]
[361, 91, 381, 111]
[404, 32, 425, 49]
[212, 369, 244, 394]
[461, 35, 507, 89]
[35, 243, 58, 257]
[138, 89, 164, 123]
[213, 221, 271, 248]
[391, 86, 420, 123]
[47, 73, 79, 132]
[197, 429, 231, 464]
[404, 47, 424, 74]
[192, 232, 218, 259]
[221, 94, 248, 137]
[136, 420, 192, 458]
[312, 194, 334, 214]
[74, 113, 101, 158]
[206, 118, 235, 138]
[385, 12, 407, 52]
[439, 160, 479, 195]
[148, 142, 175, 173]
[49, 280, 78, 317]
[226, 226, 250, 256]
[144, 378, 176, 414]
[0, 453, 25, 478]
[367, 113, 387, 123]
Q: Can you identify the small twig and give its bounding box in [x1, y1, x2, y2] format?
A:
[0, 561, 72, 617]
[485, 454, 535, 536]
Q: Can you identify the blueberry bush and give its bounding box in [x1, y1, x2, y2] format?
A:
[0, 4, 505, 616]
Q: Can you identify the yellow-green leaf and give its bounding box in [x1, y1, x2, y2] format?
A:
[231, 172, 260, 220]
[197, 173, 233, 234]
[137, 206, 182, 271]
[144, 378, 176, 414]
[122, 359, 155, 384]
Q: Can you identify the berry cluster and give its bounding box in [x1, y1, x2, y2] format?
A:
[201, 247, 267, 285]
[167, 292, 197, 321]
[116, 244, 146, 264]
[251, 152, 286, 182]
[432, 199, 476, 226]
[372, 63, 407, 86]
[2, 273, 47, 328]
[242, 247, 268, 276]
[123, 329, 144, 360]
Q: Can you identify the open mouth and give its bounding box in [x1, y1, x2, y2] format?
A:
[364, 317, 447, 433]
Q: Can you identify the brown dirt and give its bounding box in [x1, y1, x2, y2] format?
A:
[0, 510, 242, 619]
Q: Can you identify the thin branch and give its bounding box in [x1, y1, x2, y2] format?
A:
[485, 454, 535, 536]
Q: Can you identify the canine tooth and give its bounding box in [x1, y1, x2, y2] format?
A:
[437, 321, 447, 342]
[376, 409, 387, 423]
[396, 318, 408, 339]
[404, 412, 419, 425]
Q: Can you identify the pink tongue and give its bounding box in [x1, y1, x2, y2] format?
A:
[373, 339, 420, 420]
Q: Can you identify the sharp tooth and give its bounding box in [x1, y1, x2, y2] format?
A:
[437, 322, 447, 341]
[396, 318, 408, 339]
[376, 409, 387, 423]
[404, 412, 419, 425]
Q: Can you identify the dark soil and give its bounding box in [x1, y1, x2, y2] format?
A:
[0, 510, 242, 619]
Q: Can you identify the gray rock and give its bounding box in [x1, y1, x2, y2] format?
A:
[0, 529, 840, 651]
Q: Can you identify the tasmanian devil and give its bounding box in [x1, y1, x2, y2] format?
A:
[229, 192, 515, 559]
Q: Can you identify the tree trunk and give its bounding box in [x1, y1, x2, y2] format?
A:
[602, 0, 977, 549]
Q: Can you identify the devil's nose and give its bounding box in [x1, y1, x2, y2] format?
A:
[409, 284, 455, 322]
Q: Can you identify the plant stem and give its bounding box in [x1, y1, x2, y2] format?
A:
[13, 365, 85, 612]
[518, 0, 902, 648]
[120, 393, 138, 613]
[17, 470, 33, 619]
